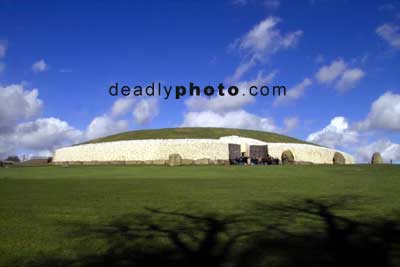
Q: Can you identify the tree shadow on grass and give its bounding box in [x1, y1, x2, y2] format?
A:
[19, 196, 400, 267]
[241, 196, 400, 266]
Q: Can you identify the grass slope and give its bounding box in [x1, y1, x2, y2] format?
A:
[84, 127, 313, 144]
[0, 165, 399, 266]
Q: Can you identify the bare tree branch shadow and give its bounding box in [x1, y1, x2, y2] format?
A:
[15, 195, 400, 267]
[241, 196, 400, 266]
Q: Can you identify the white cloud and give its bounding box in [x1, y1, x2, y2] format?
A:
[229, 59, 257, 82]
[283, 117, 299, 132]
[32, 59, 48, 73]
[0, 84, 83, 157]
[16, 117, 82, 151]
[315, 59, 347, 83]
[315, 59, 364, 91]
[0, 84, 43, 132]
[307, 116, 358, 148]
[0, 132, 17, 159]
[87, 97, 159, 140]
[357, 91, 400, 131]
[229, 17, 302, 81]
[273, 78, 312, 106]
[133, 98, 159, 125]
[0, 83, 149, 157]
[335, 68, 365, 91]
[111, 98, 135, 117]
[182, 17, 302, 134]
[181, 71, 285, 134]
[355, 139, 400, 163]
[87, 97, 160, 141]
[0, 117, 82, 158]
[305, 93, 400, 161]
[376, 23, 400, 49]
[186, 72, 276, 112]
[181, 110, 279, 132]
[85, 115, 129, 140]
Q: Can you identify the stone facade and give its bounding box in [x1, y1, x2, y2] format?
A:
[371, 152, 383, 164]
[53, 139, 231, 163]
[281, 150, 295, 165]
[267, 143, 353, 164]
[52, 136, 354, 165]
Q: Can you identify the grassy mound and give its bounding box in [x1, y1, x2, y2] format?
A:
[84, 127, 312, 145]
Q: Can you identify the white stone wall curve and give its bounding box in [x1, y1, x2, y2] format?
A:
[265, 143, 353, 164]
[220, 136, 354, 163]
[52, 136, 354, 164]
[53, 139, 231, 162]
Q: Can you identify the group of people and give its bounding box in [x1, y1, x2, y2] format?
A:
[230, 154, 280, 165]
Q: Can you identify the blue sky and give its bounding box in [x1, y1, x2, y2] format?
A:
[0, 0, 399, 162]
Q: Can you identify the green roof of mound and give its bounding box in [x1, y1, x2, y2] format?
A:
[84, 127, 314, 145]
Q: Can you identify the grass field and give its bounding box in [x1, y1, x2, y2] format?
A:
[0, 165, 399, 266]
[83, 127, 313, 145]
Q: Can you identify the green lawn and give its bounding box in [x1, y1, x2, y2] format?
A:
[0, 165, 399, 266]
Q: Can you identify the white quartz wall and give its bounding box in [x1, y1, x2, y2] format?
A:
[266, 143, 354, 164]
[220, 136, 353, 164]
[53, 139, 231, 162]
[52, 136, 354, 164]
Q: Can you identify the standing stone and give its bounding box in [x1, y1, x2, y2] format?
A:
[281, 150, 295, 165]
[371, 152, 383, 164]
[168, 154, 182, 166]
[333, 152, 346, 165]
